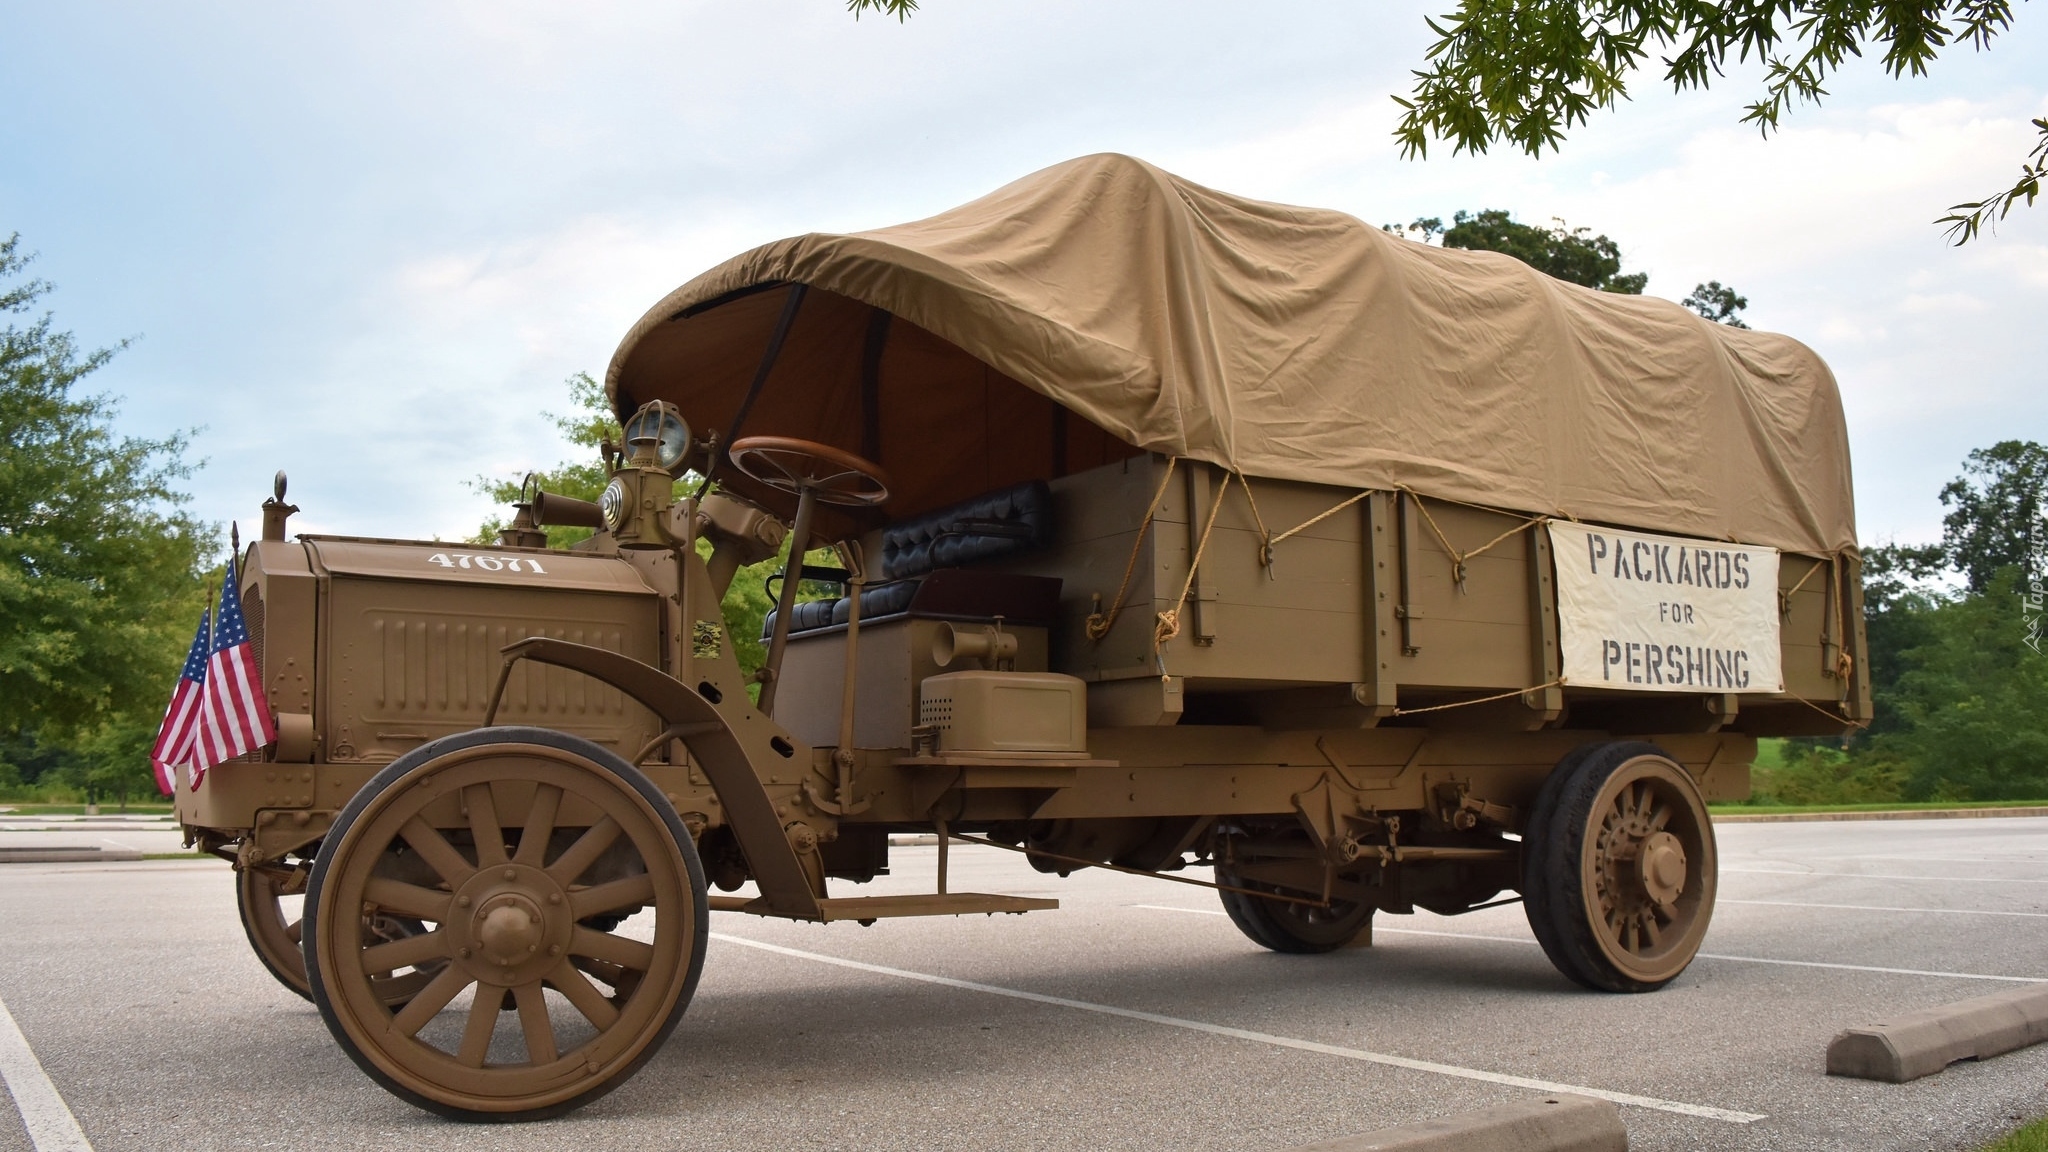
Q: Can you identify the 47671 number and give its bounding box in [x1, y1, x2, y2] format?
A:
[425, 552, 548, 574]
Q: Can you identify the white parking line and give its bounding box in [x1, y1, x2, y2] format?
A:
[0, 991, 93, 1152]
[1723, 867, 2048, 885]
[711, 931, 1765, 1124]
[1812, 855, 2048, 866]
[1721, 898, 2048, 919]
[1131, 905, 2048, 984]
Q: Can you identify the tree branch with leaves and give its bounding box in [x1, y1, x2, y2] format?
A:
[1392, 0, 2034, 244]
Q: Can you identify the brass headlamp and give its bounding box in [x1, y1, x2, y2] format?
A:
[602, 401, 692, 550]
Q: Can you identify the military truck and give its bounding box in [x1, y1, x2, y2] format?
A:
[178, 154, 1866, 1121]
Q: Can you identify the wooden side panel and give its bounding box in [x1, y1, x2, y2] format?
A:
[1385, 498, 1538, 691]
[1005, 455, 1163, 683]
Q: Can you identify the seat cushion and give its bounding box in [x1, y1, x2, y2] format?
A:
[879, 480, 1052, 581]
[761, 481, 1057, 640]
[761, 579, 923, 640]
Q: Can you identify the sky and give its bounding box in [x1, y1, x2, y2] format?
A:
[3, 1, 2043, 550]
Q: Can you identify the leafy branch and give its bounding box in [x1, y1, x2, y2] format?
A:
[1937, 116, 2048, 244]
[1394, 0, 2030, 242]
[846, 0, 919, 20]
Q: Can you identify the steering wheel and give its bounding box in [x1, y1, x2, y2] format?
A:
[728, 436, 892, 508]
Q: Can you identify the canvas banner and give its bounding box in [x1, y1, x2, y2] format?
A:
[1548, 521, 1783, 694]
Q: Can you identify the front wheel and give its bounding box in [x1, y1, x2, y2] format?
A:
[304, 726, 707, 1121]
[1522, 741, 1717, 992]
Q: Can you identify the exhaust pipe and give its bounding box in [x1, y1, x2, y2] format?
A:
[531, 490, 604, 529]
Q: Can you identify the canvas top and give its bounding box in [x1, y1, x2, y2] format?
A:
[608, 153, 1855, 555]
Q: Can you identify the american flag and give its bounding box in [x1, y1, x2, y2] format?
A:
[148, 606, 212, 795]
[190, 555, 276, 788]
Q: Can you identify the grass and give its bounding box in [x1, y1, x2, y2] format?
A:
[1984, 1116, 2048, 1152]
[0, 802, 174, 816]
[1710, 799, 2048, 816]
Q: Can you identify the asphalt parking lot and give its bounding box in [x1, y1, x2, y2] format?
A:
[2, 815, 2045, 1152]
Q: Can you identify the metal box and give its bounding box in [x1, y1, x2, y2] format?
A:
[919, 670, 1087, 754]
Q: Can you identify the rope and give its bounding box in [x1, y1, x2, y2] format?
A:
[1085, 457, 1181, 642]
[1155, 469, 1235, 646]
[1789, 691, 1869, 730]
[1396, 485, 1548, 591]
[1778, 553, 1856, 682]
[1778, 554, 1827, 619]
[1829, 555, 1856, 682]
[1390, 679, 1563, 717]
[1254, 488, 1373, 568]
[1238, 474, 1275, 567]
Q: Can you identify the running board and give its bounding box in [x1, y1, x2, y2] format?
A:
[709, 893, 1057, 921]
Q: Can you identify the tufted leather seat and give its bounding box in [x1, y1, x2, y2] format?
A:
[763, 480, 1054, 639]
[877, 480, 1052, 580]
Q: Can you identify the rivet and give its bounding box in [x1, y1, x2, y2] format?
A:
[529, 913, 540, 925]
[548, 944, 562, 956]
[527, 943, 537, 953]
[503, 868, 517, 880]
[458, 947, 471, 959]
[456, 895, 471, 907]
[547, 893, 561, 904]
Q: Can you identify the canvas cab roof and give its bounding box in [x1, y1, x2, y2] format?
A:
[607, 153, 1855, 555]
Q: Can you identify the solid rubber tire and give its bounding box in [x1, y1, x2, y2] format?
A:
[1522, 740, 1716, 993]
[1216, 872, 1373, 954]
[237, 864, 314, 1002]
[303, 725, 707, 1122]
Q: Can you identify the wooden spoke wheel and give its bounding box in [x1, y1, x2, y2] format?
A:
[1215, 871, 1373, 954]
[304, 727, 707, 1121]
[1522, 741, 1717, 992]
[239, 858, 441, 1006]
[239, 862, 315, 1001]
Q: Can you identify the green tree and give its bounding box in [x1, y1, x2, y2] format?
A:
[1856, 540, 1949, 743]
[1387, 209, 1751, 321]
[1939, 440, 2047, 592]
[1386, 0, 2039, 244]
[1817, 445, 2048, 802]
[1441, 208, 1648, 293]
[0, 235, 212, 784]
[1885, 571, 2048, 800]
[1682, 281, 1750, 328]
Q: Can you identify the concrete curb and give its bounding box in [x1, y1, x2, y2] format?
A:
[0, 846, 145, 864]
[1827, 985, 2048, 1083]
[1287, 1095, 1626, 1152]
[1714, 807, 2048, 824]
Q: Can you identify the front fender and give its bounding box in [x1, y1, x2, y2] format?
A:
[487, 637, 821, 919]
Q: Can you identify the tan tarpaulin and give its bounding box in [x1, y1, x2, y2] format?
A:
[609, 153, 1855, 555]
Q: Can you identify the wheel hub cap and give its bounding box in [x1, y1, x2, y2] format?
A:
[477, 898, 544, 965]
[1637, 830, 1687, 906]
[451, 863, 573, 983]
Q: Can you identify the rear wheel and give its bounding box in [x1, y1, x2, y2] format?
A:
[239, 858, 439, 1006]
[238, 862, 313, 1001]
[1216, 871, 1373, 953]
[304, 727, 707, 1121]
[1522, 741, 1717, 992]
